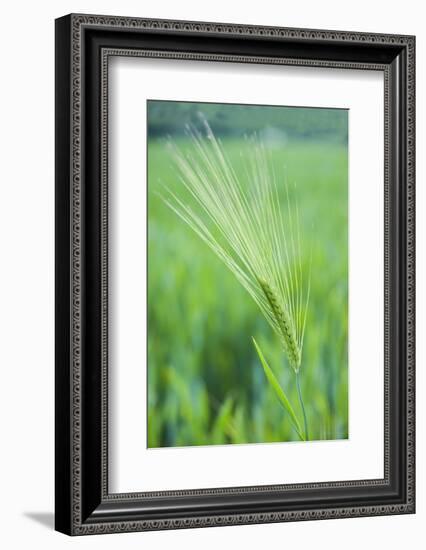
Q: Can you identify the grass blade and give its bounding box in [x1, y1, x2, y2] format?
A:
[252, 337, 305, 441]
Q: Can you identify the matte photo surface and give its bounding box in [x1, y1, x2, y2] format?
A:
[147, 100, 348, 448]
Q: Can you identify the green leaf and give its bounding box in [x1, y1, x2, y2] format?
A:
[252, 337, 305, 441]
[211, 397, 234, 444]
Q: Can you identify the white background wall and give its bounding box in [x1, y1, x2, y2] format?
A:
[0, 0, 423, 548]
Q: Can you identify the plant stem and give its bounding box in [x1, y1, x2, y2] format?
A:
[296, 371, 309, 441]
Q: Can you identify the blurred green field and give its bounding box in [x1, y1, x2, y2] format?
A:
[147, 128, 348, 448]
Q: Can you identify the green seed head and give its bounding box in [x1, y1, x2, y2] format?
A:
[162, 116, 311, 374]
[258, 278, 301, 371]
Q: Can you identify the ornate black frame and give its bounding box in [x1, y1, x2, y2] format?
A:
[55, 13, 415, 535]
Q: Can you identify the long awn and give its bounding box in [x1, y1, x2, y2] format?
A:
[161, 115, 312, 440]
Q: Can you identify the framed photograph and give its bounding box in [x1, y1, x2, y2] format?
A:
[55, 14, 415, 535]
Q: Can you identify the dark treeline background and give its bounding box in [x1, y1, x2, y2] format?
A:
[147, 100, 348, 142]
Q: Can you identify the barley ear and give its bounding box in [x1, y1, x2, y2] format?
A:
[258, 278, 301, 372]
